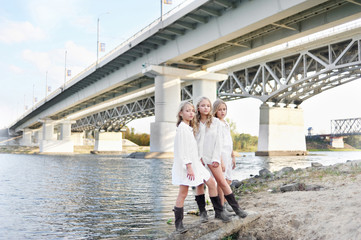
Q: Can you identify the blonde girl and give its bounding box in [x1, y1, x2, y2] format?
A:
[172, 102, 230, 233]
[213, 99, 237, 212]
[194, 97, 247, 220]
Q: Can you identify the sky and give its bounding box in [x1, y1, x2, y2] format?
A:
[1, 0, 361, 136]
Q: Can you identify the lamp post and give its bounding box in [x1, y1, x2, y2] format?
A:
[45, 71, 48, 99]
[64, 50, 67, 88]
[96, 12, 109, 68]
[32, 84, 35, 109]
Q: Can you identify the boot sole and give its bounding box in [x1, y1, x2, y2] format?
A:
[215, 216, 232, 223]
[176, 229, 188, 234]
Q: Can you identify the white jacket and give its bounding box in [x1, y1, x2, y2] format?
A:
[172, 122, 211, 186]
[196, 117, 223, 165]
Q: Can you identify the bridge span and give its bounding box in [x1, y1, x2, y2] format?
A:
[8, 0, 361, 155]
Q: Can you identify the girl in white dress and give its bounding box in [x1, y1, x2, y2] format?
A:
[194, 97, 247, 220]
[172, 102, 230, 233]
[213, 99, 237, 211]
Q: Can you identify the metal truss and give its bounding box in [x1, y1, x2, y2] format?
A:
[71, 96, 155, 132]
[218, 37, 361, 106]
[331, 117, 361, 136]
[71, 84, 194, 131]
[181, 84, 193, 103]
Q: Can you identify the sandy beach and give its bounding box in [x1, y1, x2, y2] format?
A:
[234, 160, 361, 240]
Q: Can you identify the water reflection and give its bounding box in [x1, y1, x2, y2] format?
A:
[0, 151, 360, 239]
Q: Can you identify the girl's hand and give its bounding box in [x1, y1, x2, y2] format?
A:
[212, 161, 219, 168]
[221, 160, 225, 172]
[186, 164, 195, 181]
[200, 158, 205, 166]
[232, 152, 236, 169]
[232, 157, 236, 169]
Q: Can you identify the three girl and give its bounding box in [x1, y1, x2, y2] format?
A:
[172, 102, 230, 233]
[193, 97, 247, 220]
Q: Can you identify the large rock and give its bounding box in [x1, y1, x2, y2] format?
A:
[280, 183, 305, 192]
[311, 162, 323, 168]
[275, 167, 294, 178]
[259, 168, 272, 178]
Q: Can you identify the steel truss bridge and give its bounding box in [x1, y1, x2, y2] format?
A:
[72, 85, 193, 131]
[73, 36, 361, 131]
[218, 36, 361, 105]
[331, 117, 361, 136]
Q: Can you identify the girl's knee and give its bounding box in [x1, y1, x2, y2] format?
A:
[206, 177, 215, 186]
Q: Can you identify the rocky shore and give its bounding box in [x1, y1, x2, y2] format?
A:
[233, 160, 361, 239]
[166, 160, 361, 239]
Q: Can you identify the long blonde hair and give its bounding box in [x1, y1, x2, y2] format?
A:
[194, 96, 213, 134]
[176, 102, 195, 128]
[213, 99, 227, 118]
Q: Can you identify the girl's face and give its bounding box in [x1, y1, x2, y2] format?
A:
[216, 103, 227, 120]
[198, 99, 211, 116]
[180, 104, 195, 123]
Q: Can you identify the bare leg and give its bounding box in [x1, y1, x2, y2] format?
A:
[175, 185, 189, 207]
[218, 184, 225, 206]
[207, 164, 232, 195]
[223, 179, 232, 204]
[196, 184, 205, 196]
[204, 177, 217, 197]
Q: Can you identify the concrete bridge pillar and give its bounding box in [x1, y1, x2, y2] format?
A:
[60, 121, 72, 141]
[40, 120, 74, 153]
[151, 74, 181, 152]
[192, 79, 217, 104]
[21, 128, 32, 146]
[93, 131, 122, 153]
[71, 131, 84, 145]
[330, 136, 344, 148]
[256, 104, 307, 156]
[42, 119, 54, 141]
[32, 129, 42, 145]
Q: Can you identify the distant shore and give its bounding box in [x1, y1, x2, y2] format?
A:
[0, 145, 150, 155]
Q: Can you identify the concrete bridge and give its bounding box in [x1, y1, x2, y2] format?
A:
[7, 0, 361, 155]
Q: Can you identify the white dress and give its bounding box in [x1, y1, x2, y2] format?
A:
[220, 120, 234, 180]
[172, 122, 211, 186]
[195, 117, 222, 165]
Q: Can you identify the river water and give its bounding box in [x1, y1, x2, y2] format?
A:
[1, 151, 360, 239]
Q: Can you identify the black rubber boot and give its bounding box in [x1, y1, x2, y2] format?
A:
[195, 194, 208, 223]
[223, 204, 235, 217]
[224, 193, 247, 218]
[173, 206, 187, 234]
[210, 196, 231, 222]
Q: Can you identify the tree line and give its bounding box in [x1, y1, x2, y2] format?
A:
[344, 135, 361, 149]
[123, 127, 150, 146]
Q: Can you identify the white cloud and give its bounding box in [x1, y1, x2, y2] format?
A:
[65, 41, 95, 67]
[27, 0, 94, 32]
[0, 20, 46, 43]
[9, 65, 24, 74]
[22, 49, 52, 72]
[21, 41, 95, 89]
[0, 102, 18, 128]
